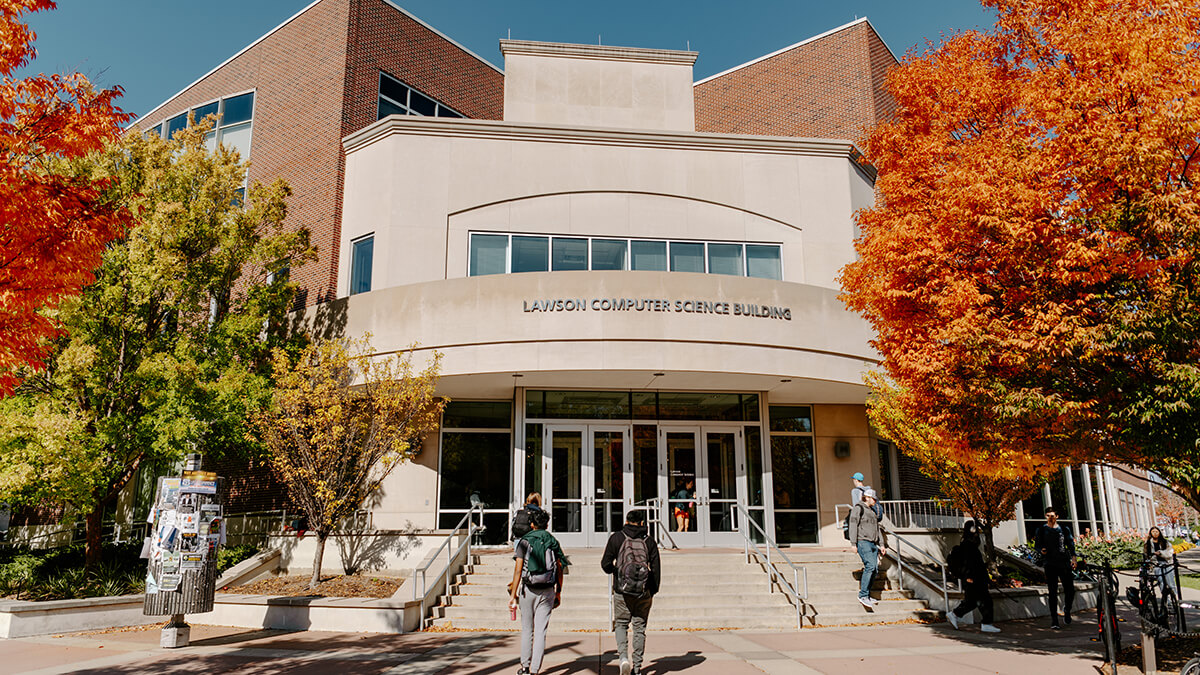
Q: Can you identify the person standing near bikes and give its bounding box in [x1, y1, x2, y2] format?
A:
[1034, 506, 1077, 629]
[1145, 526, 1178, 599]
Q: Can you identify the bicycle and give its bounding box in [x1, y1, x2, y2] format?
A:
[1127, 556, 1183, 634]
[1184, 655, 1200, 675]
[1082, 561, 1122, 656]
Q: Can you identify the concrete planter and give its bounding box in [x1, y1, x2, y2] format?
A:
[0, 595, 159, 638]
[906, 575, 1099, 623]
[195, 593, 423, 633]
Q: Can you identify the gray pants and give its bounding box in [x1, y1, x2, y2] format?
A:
[519, 584, 556, 672]
[614, 593, 653, 669]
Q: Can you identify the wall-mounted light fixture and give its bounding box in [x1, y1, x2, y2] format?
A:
[833, 441, 851, 458]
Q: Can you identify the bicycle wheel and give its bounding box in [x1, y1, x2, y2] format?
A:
[1164, 591, 1182, 633]
[1181, 656, 1200, 675]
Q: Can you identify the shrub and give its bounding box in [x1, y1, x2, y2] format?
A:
[216, 544, 260, 574]
[1076, 530, 1146, 569]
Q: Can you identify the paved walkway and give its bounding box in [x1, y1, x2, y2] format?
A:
[1, 610, 1134, 675]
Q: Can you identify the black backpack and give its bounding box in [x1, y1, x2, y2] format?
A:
[511, 507, 535, 539]
[947, 543, 967, 580]
[614, 534, 651, 597]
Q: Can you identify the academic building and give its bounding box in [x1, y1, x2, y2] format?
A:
[124, 0, 1154, 551]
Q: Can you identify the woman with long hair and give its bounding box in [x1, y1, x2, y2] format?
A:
[1145, 526, 1178, 599]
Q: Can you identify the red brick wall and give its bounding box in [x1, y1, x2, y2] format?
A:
[133, 0, 352, 307]
[132, 0, 504, 306]
[694, 21, 897, 146]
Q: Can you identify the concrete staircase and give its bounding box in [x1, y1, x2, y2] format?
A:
[427, 548, 939, 631]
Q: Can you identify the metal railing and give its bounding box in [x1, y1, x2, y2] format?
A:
[629, 497, 678, 550]
[412, 504, 483, 627]
[878, 500, 964, 530]
[885, 531, 951, 614]
[732, 503, 807, 629]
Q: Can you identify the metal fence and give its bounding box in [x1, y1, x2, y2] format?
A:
[879, 499, 964, 530]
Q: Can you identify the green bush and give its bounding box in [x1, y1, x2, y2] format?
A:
[1076, 530, 1146, 569]
[0, 541, 146, 601]
[216, 544, 259, 574]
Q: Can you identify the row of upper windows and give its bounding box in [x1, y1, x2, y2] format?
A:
[468, 233, 784, 280]
[345, 232, 783, 297]
[378, 72, 463, 120]
[144, 91, 255, 161]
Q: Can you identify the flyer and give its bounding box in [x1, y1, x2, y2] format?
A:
[179, 532, 202, 553]
[181, 553, 204, 570]
[181, 470, 218, 494]
[155, 522, 178, 551]
[145, 570, 159, 594]
[206, 534, 221, 554]
[158, 478, 181, 506]
[160, 573, 181, 592]
[161, 552, 181, 574]
[178, 511, 199, 534]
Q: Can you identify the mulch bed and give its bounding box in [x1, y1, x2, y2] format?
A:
[1106, 635, 1200, 674]
[223, 574, 403, 599]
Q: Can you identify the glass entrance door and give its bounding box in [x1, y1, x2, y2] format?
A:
[661, 426, 746, 546]
[544, 425, 631, 547]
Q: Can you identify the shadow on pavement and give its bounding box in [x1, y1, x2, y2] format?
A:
[929, 602, 1142, 661]
[642, 650, 706, 673]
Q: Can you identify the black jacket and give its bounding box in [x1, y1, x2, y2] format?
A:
[950, 538, 988, 582]
[601, 523, 661, 596]
[1033, 523, 1076, 566]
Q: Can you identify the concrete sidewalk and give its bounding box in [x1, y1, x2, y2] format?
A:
[0, 610, 1132, 675]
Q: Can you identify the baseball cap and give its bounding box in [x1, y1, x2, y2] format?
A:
[863, 488, 877, 500]
[852, 472, 865, 481]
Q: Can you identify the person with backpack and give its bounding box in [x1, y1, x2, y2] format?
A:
[848, 489, 887, 609]
[1033, 506, 1076, 629]
[511, 492, 543, 541]
[946, 520, 1000, 633]
[508, 508, 568, 675]
[601, 509, 661, 675]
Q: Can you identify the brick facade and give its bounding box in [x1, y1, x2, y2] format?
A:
[694, 20, 897, 146]
[133, 0, 503, 306]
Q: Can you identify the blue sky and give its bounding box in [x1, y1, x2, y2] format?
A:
[21, 0, 995, 120]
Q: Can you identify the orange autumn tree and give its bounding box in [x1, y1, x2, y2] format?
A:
[841, 1, 1200, 499]
[0, 0, 132, 395]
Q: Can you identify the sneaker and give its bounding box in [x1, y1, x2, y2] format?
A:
[1050, 623, 1061, 630]
[859, 596, 873, 609]
[620, 660, 631, 675]
[947, 612, 960, 630]
[516, 669, 530, 675]
[981, 624, 1001, 633]
[1064, 614, 1072, 625]
[869, 596, 880, 606]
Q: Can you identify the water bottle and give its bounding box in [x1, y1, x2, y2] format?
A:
[510, 605, 517, 621]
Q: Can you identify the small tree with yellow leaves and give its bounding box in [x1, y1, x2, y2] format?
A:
[254, 336, 444, 587]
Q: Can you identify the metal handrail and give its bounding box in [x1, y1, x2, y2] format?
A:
[837, 503, 951, 614]
[732, 503, 807, 629]
[412, 504, 483, 625]
[629, 497, 679, 550]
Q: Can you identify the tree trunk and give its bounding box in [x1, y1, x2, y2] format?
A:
[982, 523, 996, 567]
[310, 531, 328, 589]
[85, 507, 104, 569]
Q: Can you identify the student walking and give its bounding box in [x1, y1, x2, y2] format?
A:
[849, 489, 887, 609]
[511, 492, 543, 540]
[946, 520, 1000, 633]
[850, 472, 883, 519]
[509, 509, 567, 675]
[601, 509, 661, 675]
[1033, 506, 1076, 628]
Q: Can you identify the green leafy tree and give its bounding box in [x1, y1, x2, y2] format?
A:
[252, 336, 445, 588]
[0, 120, 314, 566]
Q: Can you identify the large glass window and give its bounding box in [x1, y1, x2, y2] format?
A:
[468, 232, 782, 279]
[221, 92, 254, 125]
[669, 242, 705, 273]
[631, 240, 668, 271]
[512, 236, 549, 273]
[591, 239, 627, 270]
[150, 92, 255, 164]
[378, 72, 464, 120]
[747, 245, 782, 280]
[350, 235, 373, 295]
[524, 391, 759, 422]
[443, 401, 511, 429]
[707, 243, 743, 276]
[551, 238, 588, 271]
[469, 234, 508, 276]
[438, 431, 510, 545]
[769, 406, 813, 433]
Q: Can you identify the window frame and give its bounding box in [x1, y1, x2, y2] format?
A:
[377, 72, 465, 120]
[350, 233, 375, 295]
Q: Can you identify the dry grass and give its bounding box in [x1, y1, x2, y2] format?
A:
[224, 574, 402, 599]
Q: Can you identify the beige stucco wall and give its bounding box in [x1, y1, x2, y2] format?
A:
[339, 117, 869, 296]
[500, 41, 698, 131]
[810, 404, 873, 545]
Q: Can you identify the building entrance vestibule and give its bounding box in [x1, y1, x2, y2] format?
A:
[540, 423, 747, 547]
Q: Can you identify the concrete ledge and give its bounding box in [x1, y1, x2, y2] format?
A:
[194, 593, 423, 633]
[0, 595, 159, 638]
[216, 549, 281, 589]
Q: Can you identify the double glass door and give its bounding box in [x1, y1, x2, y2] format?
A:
[662, 427, 745, 547]
[544, 425, 630, 547]
[542, 424, 746, 547]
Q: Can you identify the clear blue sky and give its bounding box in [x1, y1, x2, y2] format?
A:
[20, 0, 995, 120]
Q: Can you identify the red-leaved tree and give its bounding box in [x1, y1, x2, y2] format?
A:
[0, 0, 132, 395]
[841, 1, 1200, 502]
